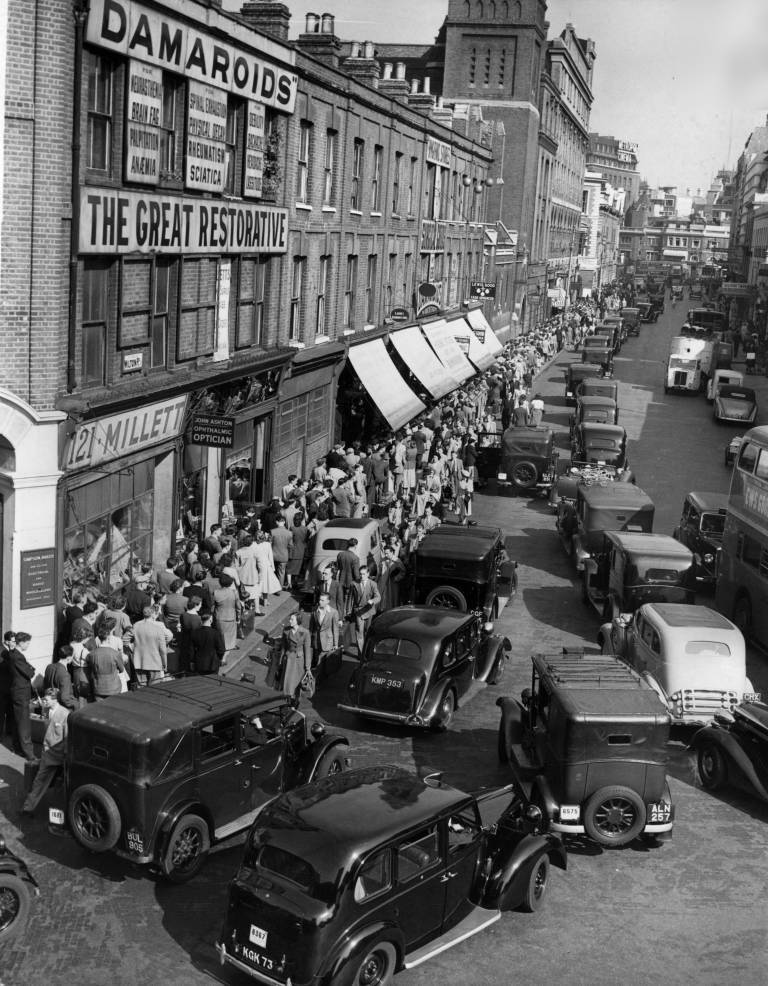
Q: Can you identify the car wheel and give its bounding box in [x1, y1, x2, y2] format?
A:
[0, 875, 32, 942]
[161, 813, 210, 883]
[68, 784, 122, 853]
[313, 747, 346, 780]
[512, 460, 538, 489]
[517, 855, 551, 913]
[583, 786, 646, 847]
[432, 689, 455, 732]
[487, 650, 506, 686]
[733, 595, 752, 638]
[425, 585, 467, 612]
[338, 940, 397, 986]
[698, 743, 728, 791]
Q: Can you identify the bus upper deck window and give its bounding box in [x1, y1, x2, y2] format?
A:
[756, 451, 768, 482]
[738, 442, 758, 474]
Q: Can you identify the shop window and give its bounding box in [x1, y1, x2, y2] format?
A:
[159, 75, 181, 175]
[351, 138, 364, 211]
[289, 257, 306, 341]
[366, 254, 378, 323]
[344, 254, 358, 330]
[178, 257, 216, 360]
[237, 256, 268, 348]
[371, 145, 383, 213]
[277, 393, 309, 458]
[317, 255, 331, 336]
[323, 129, 338, 207]
[307, 387, 329, 442]
[87, 54, 113, 172]
[225, 417, 269, 512]
[296, 120, 312, 204]
[82, 261, 109, 387]
[64, 461, 155, 598]
[179, 443, 206, 540]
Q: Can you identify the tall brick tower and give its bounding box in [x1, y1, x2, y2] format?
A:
[442, 0, 549, 249]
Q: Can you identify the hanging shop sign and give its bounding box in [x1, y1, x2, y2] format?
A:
[189, 414, 235, 447]
[20, 548, 57, 610]
[87, 0, 298, 113]
[125, 60, 162, 184]
[186, 80, 228, 192]
[470, 281, 496, 300]
[80, 187, 288, 255]
[390, 307, 410, 322]
[63, 394, 188, 471]
[243, 100, 265, 199]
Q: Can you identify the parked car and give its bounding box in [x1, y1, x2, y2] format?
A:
[309, 517, 382, 589]
[216, 765, 566, 985]
[598, 603, 757, 726]
[583, 531, 695, 620]
[339, 607, 511, 730]
[565, 362, 603, 405]
[569, 395, 619, 441]
[707, 368, 744, 402]
[622, 307, 641, 335]
[580, 339, 614, 375]
[556, 481, 655, 571]
[497, 651, 674, 847]
[672, 491, 727, 585]
[713, 384, 758, 425]
[724, 434, 743, 467]
[48, 678, 350, 881]
[637, 301, 658, 324]
[570, 423, 633, 480]
[692, 701, 768, 801]
[410, 524, 518, 619]
[577, 378, 619, 403]
[494, 426, 560, 494]
[649, 292, 665, 317]
[0, 833, 39, 943]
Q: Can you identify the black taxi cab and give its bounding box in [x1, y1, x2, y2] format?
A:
[217, 765, 566, 986]
[339, 607, 511, 731]
[672, 491, 727, 585]
[565, 362, 603, 405]
[48, 677, 350, 881]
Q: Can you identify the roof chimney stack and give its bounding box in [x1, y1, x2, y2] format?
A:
[239, 1, 290, 42]
[296, 9, 342, 66]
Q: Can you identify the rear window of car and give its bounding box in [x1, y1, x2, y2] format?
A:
[322, 537, 355, 551]
[372, 637, 421, 660]
[257, 846, 317, 894]
[684, 640, 731, 657]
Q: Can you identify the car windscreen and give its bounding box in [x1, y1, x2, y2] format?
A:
[370, 637, 421, 660]
[718, 387, 755, 401]
[700, 512, 725, 536]
[628, 558, 692, 583]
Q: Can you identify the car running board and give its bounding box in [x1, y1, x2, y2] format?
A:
[403, 908, 500, 969]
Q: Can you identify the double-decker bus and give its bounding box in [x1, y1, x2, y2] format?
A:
[716, 426, 768, 639]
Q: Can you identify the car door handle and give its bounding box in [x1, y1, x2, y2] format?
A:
[439, 871, 458, 882]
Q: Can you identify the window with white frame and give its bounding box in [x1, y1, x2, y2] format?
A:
[351, 139, 364, 211]
[324, 129, 337, 206]
[344, 255, 358, 329]
[159, 75, 180, 174]
[82, 261, 109, 385]
[366, 254, 378, 323]
[317, 254, 331, 336]
[371, 145, 383, 212]
[237, 257, 268, 348]
[392, 152, 402, 214]
[87, 55, 113, 171]
[289, 257, 306, 341]
[297, 120, 312, 204]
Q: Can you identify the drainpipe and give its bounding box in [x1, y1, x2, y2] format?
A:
[68, 1, 88, 392]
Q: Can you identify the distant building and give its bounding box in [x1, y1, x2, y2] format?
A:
[587, 133, 640, 210]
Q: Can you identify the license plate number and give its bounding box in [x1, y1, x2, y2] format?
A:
[370, 676, 402, 688]
[648, 803, 671, 823]
[49, 808, 65, 826]
[497, 472, 507, 481]
[235, 943, 274, 971]
[744, 692, 762, 703]
[249, 924, 268, 948]
[559, 805, 580, 821]
[126, 829, 144, 853]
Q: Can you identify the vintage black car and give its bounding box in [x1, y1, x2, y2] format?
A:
[565, 362, 603, 405]
[637, 301, 658, 324]
[339, 607, 511, 730]
[672, 491, 727, 585]
[693, 702, 768, 802]
[583, 531, 695, 620]
[475, 426, 559, 494]
[216, 765, 566, 986]
[568, 395, 619, 440]
[0, 833, 39, 942]
[570, 423, 632, 479]
[48, 677, 350, 881]
[410, 524, 517, 619]
[498, 651, 674, 847]
[578, 378, 619, 403]
[649, 292, 665, 317]
[580, 338, 614, 375]
[621, 308, 641, 336]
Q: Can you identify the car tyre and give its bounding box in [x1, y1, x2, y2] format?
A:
[425, 585, 467, 612]
[432, 689, 455, 732]
[312, 747, 346, 780]
[517, 855, 551, 913]
[698, 743, 728, 791]
[487, 650, 506, 686]
[68, 783, 122, 853]
[583, 785, 646, 847]
[0, 875, 32, 942]
[161, 813, 210, 883]
[337, 939, 397, 986]
[511, 460, 538, 490]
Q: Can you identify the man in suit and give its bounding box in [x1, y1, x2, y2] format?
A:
[331, 477, 354, 519]
[313, 564, 344, 615]
[309, 591, 340, 677]
[336, 539, 361, 618]
[178, 595, 203, 673]
[190, 610, 226, 675]
[8, 631, 37, 763]
[351, 566, 381, 658]
[132, 605, 170, 685]
[270, 515, 293, 588]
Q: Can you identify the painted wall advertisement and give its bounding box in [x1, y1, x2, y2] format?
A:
[80, 186, 288, 254]
[243, 100, 265, 199]
[187, 80, 228, 192]
[126, 60, 162, 183]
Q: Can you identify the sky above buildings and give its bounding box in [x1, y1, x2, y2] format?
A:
[224, 0, 768, 193]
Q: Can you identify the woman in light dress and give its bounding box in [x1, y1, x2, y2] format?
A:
[253, 531, 282, 605]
